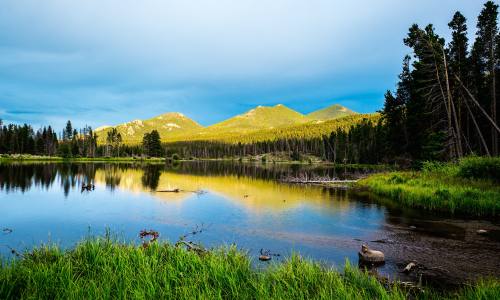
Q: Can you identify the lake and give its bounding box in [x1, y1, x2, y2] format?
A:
[1, 161, 499, 287]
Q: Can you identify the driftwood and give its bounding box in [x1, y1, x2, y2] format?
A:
[175, 240, 206, 254]
[156, 189, 207, 195]
[174, 224, 210, 254]
[281, 174, 359, 184]
[286, 180, 359, 184]
[157, 188, 181, 193]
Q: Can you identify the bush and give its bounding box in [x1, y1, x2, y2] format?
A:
[458, 156, 500, 182]
[421, 161, 446, 172]
[171, 153, 180, 161]
[388, 174, 407, 184]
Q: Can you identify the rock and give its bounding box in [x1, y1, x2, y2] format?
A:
[409, 225, 416, 229]
[476, 229, 488, 235]
[259, 255, 271, 261]
[402, 262, 417, 274]
[358, 245, 385, 264]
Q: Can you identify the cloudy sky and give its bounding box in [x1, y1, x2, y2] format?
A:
[0, 0, 487, 129]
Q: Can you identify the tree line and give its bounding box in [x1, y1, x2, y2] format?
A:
[1, 2, 498, 164]
[0, 119, 165, 159]
[379, 2, 500, 162]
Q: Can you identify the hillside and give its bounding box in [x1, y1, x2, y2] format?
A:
[205, 104, 308, 133]
[96, 113, 202, 144]
[95, 103, 365, 145]
[164, 113, 379, 144]
[307, 104, 357, 120]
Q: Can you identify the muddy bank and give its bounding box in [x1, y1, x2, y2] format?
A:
[369, 216, 500, 289]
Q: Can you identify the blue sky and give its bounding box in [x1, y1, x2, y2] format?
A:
[0, 0, 488, 129]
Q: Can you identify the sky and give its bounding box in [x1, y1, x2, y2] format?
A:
[0, 0, 489, 129]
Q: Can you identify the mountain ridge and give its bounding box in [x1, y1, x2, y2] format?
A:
[95, 103, 359, 144]
[307, 104, 357, 120]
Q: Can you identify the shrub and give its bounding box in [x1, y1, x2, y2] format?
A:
[421, 161, 445, 172]
[458, 156, 500, 182]
[388, 174, 406, 184]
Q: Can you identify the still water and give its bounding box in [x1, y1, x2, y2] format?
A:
[1, 162, 499, 286]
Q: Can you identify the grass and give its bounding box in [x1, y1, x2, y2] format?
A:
[358, 157, 500, 217]
[0, 239, 498, 299]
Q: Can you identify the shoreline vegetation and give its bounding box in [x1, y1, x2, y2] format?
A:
[0, 153, 388, 169]
[357, 157, 500, 217]
[0, 238, 498, 299]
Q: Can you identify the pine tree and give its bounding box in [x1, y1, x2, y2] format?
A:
[64, 120, 73, 141]
[472, 1, 499, 155]
[448, 11, 474, 154]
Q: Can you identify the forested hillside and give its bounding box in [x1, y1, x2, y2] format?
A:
[93, 103, 358, 145]
[95, 113, 202, 144]
[307, 104, 357, 120]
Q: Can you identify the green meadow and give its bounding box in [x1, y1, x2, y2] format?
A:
[358, 157, 500, 217]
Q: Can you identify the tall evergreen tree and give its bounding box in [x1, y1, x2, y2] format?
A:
[64, 120, 73, 141]
[142, 130, 163, 157]
[472, 1, 499, 155]
[448, 11, 476, 154]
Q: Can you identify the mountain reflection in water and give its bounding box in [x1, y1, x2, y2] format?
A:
[1, 161, 499, 286]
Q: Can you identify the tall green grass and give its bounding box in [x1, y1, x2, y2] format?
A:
[1, 239, 498, 299]
[0, 239, 406, 299]
[358, 157, 500, 217]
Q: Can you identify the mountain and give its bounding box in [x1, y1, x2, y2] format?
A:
[94, 103, 362, 144]
[307, 104, 357, 121]
[205, 104, 308, 134]
[96, 112, 203, 144]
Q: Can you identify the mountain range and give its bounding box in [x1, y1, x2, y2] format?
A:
[95, 104, 359, 144]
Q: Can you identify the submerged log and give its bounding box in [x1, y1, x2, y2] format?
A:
[358, 244, 385, 264]
[157, 188, 180, 193]
[176, 240, 206, 254]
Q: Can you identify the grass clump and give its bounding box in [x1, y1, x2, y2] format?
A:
[358, 157, 500, 217]
[0, 239, 411, 299]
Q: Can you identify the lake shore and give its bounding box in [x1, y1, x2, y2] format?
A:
[356, 157, 500, 217]
[1, 238, 498, 299]
[0, 154, 388, 169]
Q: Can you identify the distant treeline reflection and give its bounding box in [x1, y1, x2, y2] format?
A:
[0, 162, 375, 195]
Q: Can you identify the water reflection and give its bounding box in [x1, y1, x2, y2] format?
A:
[1, 161, 499, 285]
[0, 161, 373, 197]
